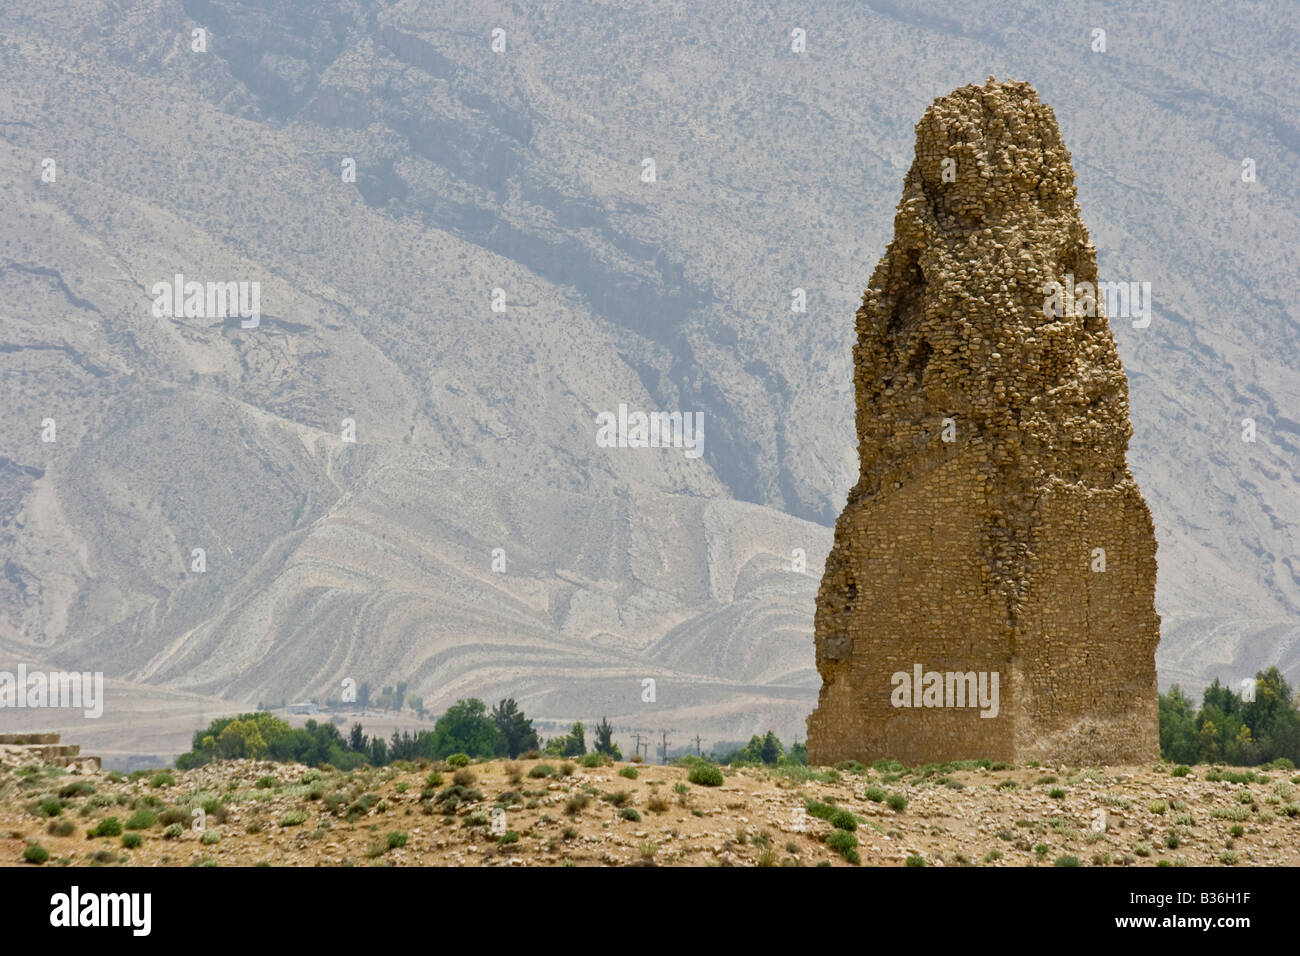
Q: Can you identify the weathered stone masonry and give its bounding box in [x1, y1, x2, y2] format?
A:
[807, 78, 1160, 766]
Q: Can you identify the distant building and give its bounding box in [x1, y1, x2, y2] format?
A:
[287, 701, 318, 715]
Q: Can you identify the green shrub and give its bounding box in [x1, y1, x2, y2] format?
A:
[446, 753, 471, 767]
[825, 829, 859, 863]
[22, 844, 49, 864]
[387, 831, 409, 849]
[200, 829, 220, 845]
[528, 763, 555, 778]
[1054, 855, 1081, 867]
[886, 793, 908, 812]
[125, 809, 157, 830]
[121, 832, 144, 849]
[1049, 788, 1066, 799]
[149, 771, 176, 788]
[1172, 765, 1191, 777]
[619, 766, 638, 779]
[580, 752, 606, 768]
[162, 823, 184, 839]
[255, 775, 276, 789]
[872, 758, 903, 773]
[58, 781, 95, 799]
[34, 798, 63, 818]
[904, 855, 925, 867]
[864, 786, 886, 802]
[93, 817, 122, 837]
[279, 810, 307, 827]
[687, 763, 724, 787]
[498, 830, 520, 845]
[619, 808, 642, 822]
[47, 819, 76, 837]
[829, 809, 858, 831]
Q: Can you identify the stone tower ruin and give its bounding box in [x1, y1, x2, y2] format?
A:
[806, 78, 1160, 767]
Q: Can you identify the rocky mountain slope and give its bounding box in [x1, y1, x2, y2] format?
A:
[0, 0, 1296, 758]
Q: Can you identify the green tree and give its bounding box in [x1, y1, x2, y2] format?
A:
[563, 721, 587, 757]
[760, 731, 784, 765]
[593, 717, 622, 759]
[429, 698, 504, 758]
[491, 698, 539, 758]
[1158, 685, 1199, 764]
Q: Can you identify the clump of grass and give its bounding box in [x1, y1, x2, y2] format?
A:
[121, 832, 144, 849]
[647, 794, 669, 814]
[125, 809, 157, 830]
[826, 829, 860, 864]
[619, 807, 641, 822]
[58, 781, 95, 799]
[23, 843, 49, 864]
[279, 810, 308, 827]
[1211, 806, 1249, 821]
[452, 768, 476, 787]
[200, 829, 220, 845]
[255, 775, 276, 789]
[528, 763, 555, 779]
[1149, 800, 1167, 814]
[1048, 788, 1066, 799]
[619, 766, 638, 780]
[864, 786, 886, 802]
[886, 793, 907, 812]
[162, 823, 184, 839]
[92, 817, 122, 837]
[565, 793, 590, 816]
[1220, 850, 1238, 865]
[1054, 855, 1081, 867]
[1172, 765, 1191, 777]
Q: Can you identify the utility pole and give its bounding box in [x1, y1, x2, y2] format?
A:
[660, 730, 670, 765]
[694, 734, 702, 756]
[632, 733, 645, 761]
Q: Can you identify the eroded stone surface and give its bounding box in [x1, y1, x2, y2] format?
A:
[807, 78, 1160, 766]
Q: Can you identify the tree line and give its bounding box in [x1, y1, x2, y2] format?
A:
[1159, 667, 1300, 766]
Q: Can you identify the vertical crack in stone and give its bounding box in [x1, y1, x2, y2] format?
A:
[807, 78, 1160, 766]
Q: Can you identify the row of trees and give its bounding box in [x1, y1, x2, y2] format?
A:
[714, 731, 807, 766]
[1159, 667, 1300, 765]
[176, 698, 629, 769]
